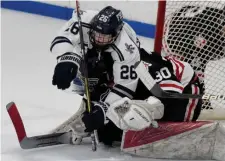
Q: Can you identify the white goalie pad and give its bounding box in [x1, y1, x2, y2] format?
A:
[107, 97, 164, 131]
[50, 100, 86, 133]
[121, 121, 225, 161]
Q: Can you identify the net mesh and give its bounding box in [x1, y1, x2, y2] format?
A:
[162, 1, 225, 110]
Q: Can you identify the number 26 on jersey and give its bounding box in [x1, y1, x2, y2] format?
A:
[120, 65, 137, 80]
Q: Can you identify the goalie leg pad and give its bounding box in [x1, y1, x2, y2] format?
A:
[106, 97, 164, 131]
[50, 100, 89, 145]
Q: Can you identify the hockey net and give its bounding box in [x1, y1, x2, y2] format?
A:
[154, 1, 225, 120]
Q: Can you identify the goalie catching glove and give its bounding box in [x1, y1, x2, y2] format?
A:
[52, 52, 81, 90]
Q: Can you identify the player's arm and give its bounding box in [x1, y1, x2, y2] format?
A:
[50, 11, 93, 56]
[152, 53, 202, 121]
[50, 17, 82, 90]
[161, 53, 195, 93]
[50, 11, 93, 90]
[50, 19, 79, 56]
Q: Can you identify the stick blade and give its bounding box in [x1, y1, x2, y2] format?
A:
[6, 102, 73, 149]
[19, 132, 72, 149]
[6, 102, 27, 147]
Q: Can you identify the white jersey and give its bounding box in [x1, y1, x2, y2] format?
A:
[50, 10, 140, 105]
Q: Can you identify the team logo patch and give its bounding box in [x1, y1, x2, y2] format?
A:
[143, 61, 152, 69]
[125, 43, 135, 54]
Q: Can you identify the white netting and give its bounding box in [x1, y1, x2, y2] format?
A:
[162, 1, 225, 110]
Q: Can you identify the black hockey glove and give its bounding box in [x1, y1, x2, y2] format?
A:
[52, 52, 81, 90]
[82, 101, 109, 132]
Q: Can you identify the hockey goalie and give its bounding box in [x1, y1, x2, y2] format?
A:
[50, 6, 225, 161]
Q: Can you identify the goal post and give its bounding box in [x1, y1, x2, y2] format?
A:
[154, 0, 166, 54]
[154, 0, 225, 120]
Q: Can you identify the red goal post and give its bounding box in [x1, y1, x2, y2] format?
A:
[153, 0, 225, 120]
[154, 0, 166, 54]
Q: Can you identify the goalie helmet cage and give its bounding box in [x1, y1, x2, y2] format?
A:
[154, 0, 225, 120]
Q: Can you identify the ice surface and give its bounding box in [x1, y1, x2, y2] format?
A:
[1, 9, 214, 161]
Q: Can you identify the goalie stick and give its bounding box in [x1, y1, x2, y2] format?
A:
[134, 61, 224, 100]
[6, 102, 73, 149]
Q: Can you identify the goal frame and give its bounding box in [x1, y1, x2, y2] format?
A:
[154, 0, 166, 54]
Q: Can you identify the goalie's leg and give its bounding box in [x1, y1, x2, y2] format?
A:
[94, 96, 165, 146]
[50, 83, 115, 145]
[107, 96, 165, 131]
[50, 100, 90, 145]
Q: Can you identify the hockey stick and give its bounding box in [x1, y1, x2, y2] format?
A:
[75, 0, 98, 151]
[6, 102, 72, 149]
[134, 61, 225, 100]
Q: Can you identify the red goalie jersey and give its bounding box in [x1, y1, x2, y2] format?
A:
[134, 49, 203, 122]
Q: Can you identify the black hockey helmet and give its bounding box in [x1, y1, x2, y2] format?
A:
[89, 6, 124, 47]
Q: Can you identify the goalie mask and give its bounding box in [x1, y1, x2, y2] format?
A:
[89, 6, 124, 48]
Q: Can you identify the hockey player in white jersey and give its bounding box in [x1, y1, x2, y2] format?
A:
[51, 6, 142, 146]
[50, 6, 203, 146]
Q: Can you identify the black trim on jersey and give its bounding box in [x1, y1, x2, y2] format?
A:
[114, 84, 135, 97]
[111, 88, 131, 98]
[111, 85, 134, 99]
[111, 44, 124, 61]
[50, 36, 73, 52]
[127, 34, 140, 49]
[81, 22, 91, 28]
